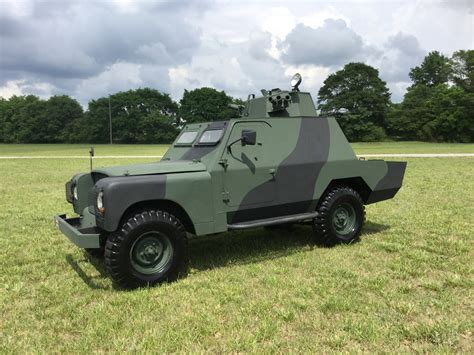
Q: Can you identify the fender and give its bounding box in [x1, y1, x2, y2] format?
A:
[94, 172, 213, 232]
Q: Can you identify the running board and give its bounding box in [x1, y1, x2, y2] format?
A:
[227, 212, 318, 230]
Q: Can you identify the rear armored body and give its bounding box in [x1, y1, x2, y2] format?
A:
[55, 74, 406, 289]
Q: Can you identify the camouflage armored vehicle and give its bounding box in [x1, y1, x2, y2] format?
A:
[55, 74, 406, 289]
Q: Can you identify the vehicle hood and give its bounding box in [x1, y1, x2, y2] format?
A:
[92, 160, 206, 177]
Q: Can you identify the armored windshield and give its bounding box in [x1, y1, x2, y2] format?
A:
[175, 130, 198, 146]
[197, 128, 224, 146]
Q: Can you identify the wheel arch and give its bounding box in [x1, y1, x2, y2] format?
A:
[322, 177, 372, 204]
[119, 199, 196, 235]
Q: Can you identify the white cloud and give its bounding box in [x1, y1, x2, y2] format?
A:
[300, 6, 350, 29]
[284, 65, 331, 93]
[260, 6, 297, 40]
[377, 32, 426, 83]
[0, 79, 56, 99]
[0, 0, 472, 106]
[0, 80, 24, 98]
[74, 62, 144, 103]
[0, 0, 34, 18]
[280, 19, 377, 67]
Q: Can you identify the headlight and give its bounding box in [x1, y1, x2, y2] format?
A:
[73, 185, 78, 200]
[97, 191, 104, 215]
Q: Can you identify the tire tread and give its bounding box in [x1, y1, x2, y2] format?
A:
[313, 186, 365, 246]
[104, 209, 188, 289]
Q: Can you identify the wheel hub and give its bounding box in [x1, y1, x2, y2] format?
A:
[139, 242, 163, 262]
[332, 203, 356, 235]
[335, 210, 348, 226]
[130, 232, 173, 274]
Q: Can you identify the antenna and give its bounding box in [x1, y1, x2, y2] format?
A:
[89, 146, 95, 171]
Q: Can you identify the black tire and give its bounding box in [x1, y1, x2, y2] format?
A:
[104, 210, 189, 289]
[313, 186, 365, 246]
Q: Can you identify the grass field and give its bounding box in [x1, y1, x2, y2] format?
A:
[0, 144, 473, 352]
[1, 141, 474, 156]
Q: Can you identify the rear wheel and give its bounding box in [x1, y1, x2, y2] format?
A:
[104, 210, 189, 289]
[313, 186, 365, 246]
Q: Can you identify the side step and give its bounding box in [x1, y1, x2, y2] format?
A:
[228, 211, 318, 230]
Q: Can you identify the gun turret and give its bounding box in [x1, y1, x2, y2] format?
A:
[242, 73, 317, 118]
[267, 89, 292, 112]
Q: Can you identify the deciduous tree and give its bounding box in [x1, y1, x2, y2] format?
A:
[84, 88, 178, 143]
[317, 62, 390, 141]
[450, 49, 474, 92]
[179, 87, 238, 123]
[409, 51, 451, 87]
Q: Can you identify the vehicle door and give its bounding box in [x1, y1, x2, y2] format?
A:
[221, 121, 276, 208]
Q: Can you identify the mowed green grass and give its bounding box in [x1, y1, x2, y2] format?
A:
[0, 144, 170, 157]
[0, 145, 473, 352]
[1, 141, 473, 157]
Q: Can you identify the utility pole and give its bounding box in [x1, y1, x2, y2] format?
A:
[108, 95, 113, 144]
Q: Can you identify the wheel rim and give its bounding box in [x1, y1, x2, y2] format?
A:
[331, 202, 357, 235]
[130, 232, 173, 275]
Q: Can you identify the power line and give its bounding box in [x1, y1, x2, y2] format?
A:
[108, 95, 113, 144]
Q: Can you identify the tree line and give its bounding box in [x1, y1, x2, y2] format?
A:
[0, 87, 242, 144]
[318, 50, 473, 142]
[0, 50, 472, 144]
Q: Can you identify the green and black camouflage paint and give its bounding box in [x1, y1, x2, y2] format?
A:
[228, 118, 330, 223]
[61, 88, 406, 237]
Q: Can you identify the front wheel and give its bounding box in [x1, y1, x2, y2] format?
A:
[313, 186, 365, 246]
[104, 210, 189, 289]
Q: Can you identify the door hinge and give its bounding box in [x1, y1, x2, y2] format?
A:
[218, 158, 228, 170]
[222, 191, 230, 203]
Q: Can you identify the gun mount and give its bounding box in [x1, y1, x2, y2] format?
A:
[242, 74, 317, 118]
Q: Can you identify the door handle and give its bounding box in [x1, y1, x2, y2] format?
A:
[269, 168, 276, 180]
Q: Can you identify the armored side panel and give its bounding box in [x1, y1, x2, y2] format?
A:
[161, 115, 402, 233]
[213, 116, 392, 225]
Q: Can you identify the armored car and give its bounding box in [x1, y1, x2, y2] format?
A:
[55, 74, 406, 288]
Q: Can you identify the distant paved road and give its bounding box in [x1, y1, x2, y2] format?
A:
[358, 153, 474, 158]
[0, 155, 164, 159]
[0, 154, 473, 159]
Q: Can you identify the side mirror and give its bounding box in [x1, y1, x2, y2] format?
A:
[241, 130, 256, 146]
[227, 129, 257, 154]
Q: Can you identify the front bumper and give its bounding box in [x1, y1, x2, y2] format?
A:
[54, 214, 101, 249]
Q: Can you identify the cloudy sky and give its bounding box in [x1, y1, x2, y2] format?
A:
[0, 0, 472, 106]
